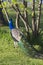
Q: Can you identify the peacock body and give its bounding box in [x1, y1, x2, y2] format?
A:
[8, 19, 24, 47]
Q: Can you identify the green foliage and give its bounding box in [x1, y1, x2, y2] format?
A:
[0, 5, 2, 8]
[12, 0, 18, 4]
[19, 3, 25, 10]
[12, 0, 32, 13]
[2, 1, 9, 7]
[36, 0, 39, 4]
[0, 26, 43, 65]
[25, 0, 32, 2]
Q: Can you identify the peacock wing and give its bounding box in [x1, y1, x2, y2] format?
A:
[11, 29, 22, 41]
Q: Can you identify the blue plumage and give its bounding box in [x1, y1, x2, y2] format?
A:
[9, 19, 15, 30]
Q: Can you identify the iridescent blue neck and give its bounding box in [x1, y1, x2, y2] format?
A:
[8, 19, 15, 30]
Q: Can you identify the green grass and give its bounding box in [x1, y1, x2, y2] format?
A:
[0, 27, 43, 65]
[0, 4, 43, 65]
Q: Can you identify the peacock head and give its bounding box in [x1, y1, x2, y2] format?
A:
[9, 19, 15, 30]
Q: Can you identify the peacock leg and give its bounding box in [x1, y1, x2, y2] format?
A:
[14, 41, 18, 48]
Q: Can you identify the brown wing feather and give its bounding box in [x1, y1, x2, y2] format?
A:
[11, 29, 21, 41]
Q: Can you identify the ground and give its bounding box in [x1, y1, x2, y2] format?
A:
[0, 26, 43, 65]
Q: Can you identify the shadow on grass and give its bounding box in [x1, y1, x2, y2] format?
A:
[24, 31, 43, 59]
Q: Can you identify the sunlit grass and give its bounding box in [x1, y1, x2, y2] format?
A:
[0, 26, 43, 65]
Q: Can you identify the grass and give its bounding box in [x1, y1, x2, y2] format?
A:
[0, 27, 43, 65]
[0, 4, 43, 65]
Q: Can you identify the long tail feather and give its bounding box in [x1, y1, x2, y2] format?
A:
[18, 41, 29, 53]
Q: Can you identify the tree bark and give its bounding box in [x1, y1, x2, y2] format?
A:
[23, 0, 30, 38]
[32, 0, 37, 37]
[16, 12, 19, 29]
[12, 4, 31, 32]
[36, 0, 42, 34]
[23, 0, 29, 31]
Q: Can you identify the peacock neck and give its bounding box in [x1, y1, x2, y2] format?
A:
[8, 19, 15, 30]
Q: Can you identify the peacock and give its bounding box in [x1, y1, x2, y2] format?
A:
[8, 19, 29, 54]
[2, 2, 29, 53]
[8, 18, 24, 48]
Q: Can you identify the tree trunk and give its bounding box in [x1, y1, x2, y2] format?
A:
[16, 12, 19, 29]
[23, 0, 29, 31]
[23, 0, 30, 38]
[12, 4, 30, 32]
[32, 0, 37, 37]
[36, 0, 42, 34]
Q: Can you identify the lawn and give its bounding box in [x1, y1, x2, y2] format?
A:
[0, 27, 43, 65]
